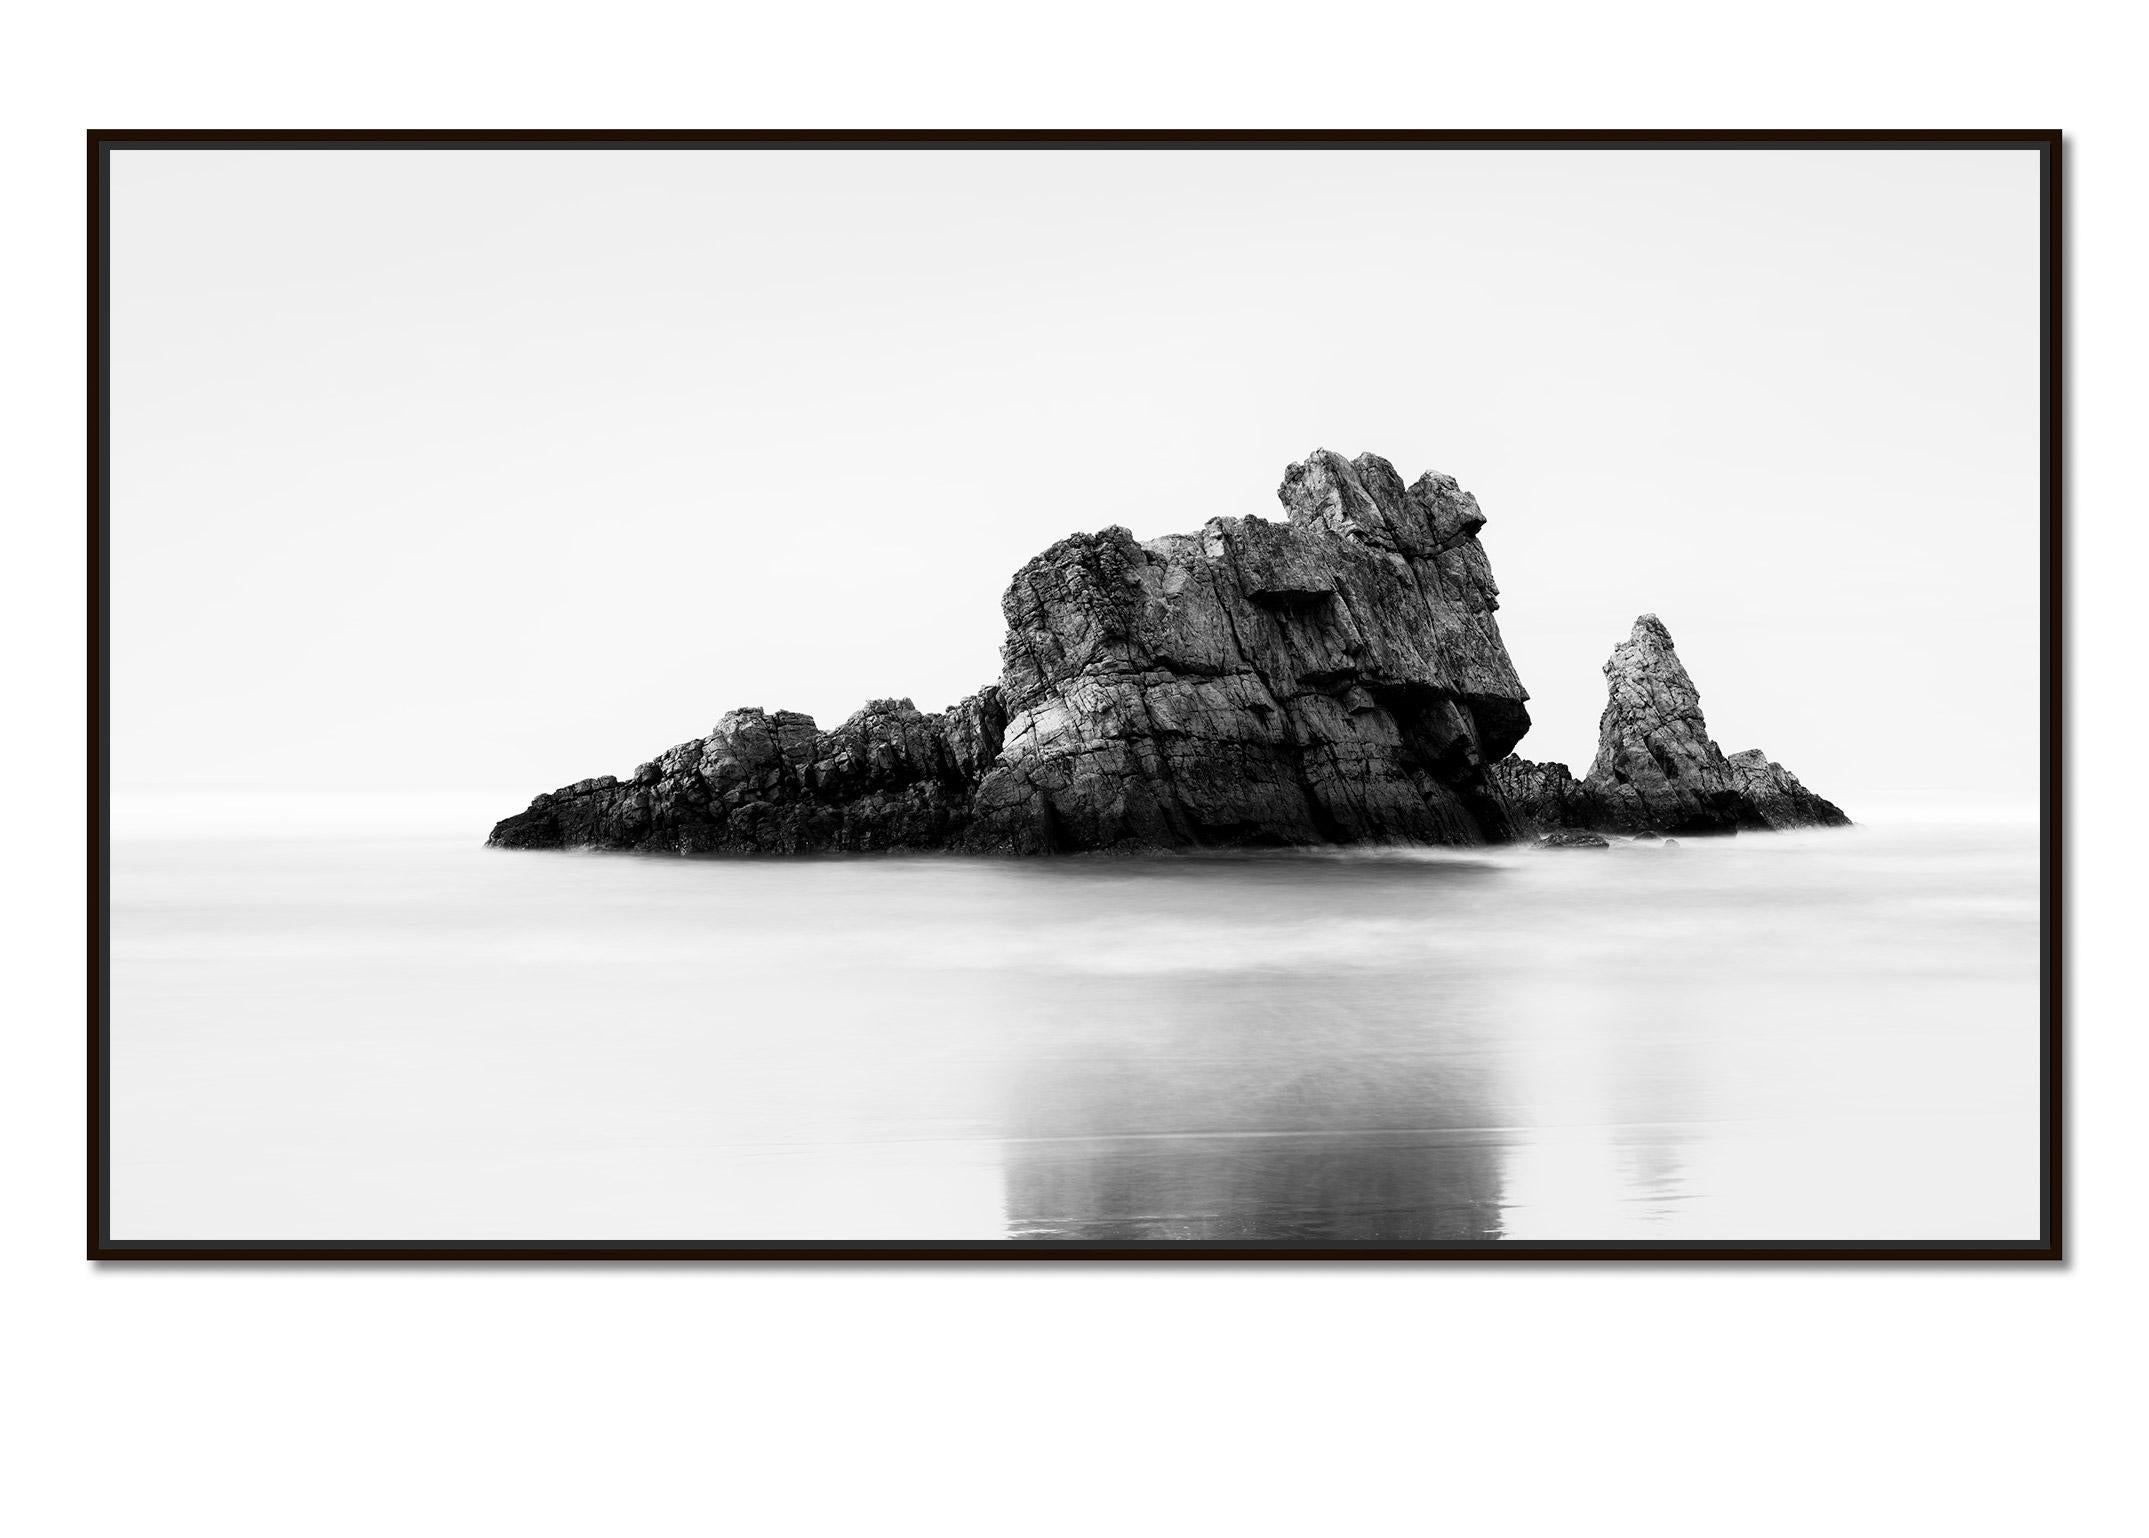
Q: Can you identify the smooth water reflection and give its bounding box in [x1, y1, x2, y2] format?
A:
[110, 799, 2041, 1243]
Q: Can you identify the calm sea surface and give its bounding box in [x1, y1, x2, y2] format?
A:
[110, 794, 2042, 1243]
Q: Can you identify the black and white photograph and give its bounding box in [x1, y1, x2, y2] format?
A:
[93, 133, 2056, 1256]
[23, 3, 2149, 1528]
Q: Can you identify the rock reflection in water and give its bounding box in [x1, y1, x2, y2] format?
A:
[1006, 1128, 1505, 1243]
[981, 860, 1511, 1242]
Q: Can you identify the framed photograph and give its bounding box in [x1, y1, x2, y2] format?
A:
[90, 131, 2059, 1259]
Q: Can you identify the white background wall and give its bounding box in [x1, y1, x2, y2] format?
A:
[5, 6, 2140, 1536]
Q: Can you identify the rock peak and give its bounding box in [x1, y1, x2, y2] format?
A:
[1586, 613, 1738, 830]
[1273, 448, 1483, 556]
[1628, 613, 1674, 649]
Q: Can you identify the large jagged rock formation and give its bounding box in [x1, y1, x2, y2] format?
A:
[964, 452, 1530, 851]
[489, 449, 1535, 854]
[490, 458, 1848, 855]
[1493, 614, 1848, 835]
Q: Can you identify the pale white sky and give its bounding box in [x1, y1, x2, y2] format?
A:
[110, 147, 2042, 811]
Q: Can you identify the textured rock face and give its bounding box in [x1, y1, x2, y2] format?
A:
[490, 448, 1535, 854]
[1496, 614, 1849, 835]
[1725, 748, 1850, 831]
[1579, 614, 1751, 834]
[487, 692, 1008, 854]
[964, 451, 1530, 852]
[1486, 756, 1590, 832]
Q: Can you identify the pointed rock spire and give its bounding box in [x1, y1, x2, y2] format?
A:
[1581, 614, 1747, 833]
[1493, 614, 1849, 836]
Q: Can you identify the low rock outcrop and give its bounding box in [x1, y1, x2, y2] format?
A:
[487, 692, 1008, 853]
[489, 448, 1535, 854]
[1538, 829, 1610, 849]
[1725, 748, 1850, 830]
[1495, 615, 1849, 835]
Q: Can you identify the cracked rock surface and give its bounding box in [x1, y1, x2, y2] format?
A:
[486, 693, 1010, 854]
[1724, 748, 1851, 831]
[1494, 614, 1850, 836]
[489, 448, 1535, 854]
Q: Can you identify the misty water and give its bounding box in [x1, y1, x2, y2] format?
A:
[109, 795, 2042, 1244]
